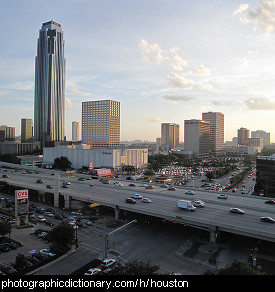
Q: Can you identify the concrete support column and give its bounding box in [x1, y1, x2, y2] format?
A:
[114, 205, 120, 220]
[54, 192, 59, 208]
[64, 194, 71, 210]
[209, 227, 217, 252]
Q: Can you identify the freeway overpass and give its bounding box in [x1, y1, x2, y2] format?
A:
[1, 162, 275, 247]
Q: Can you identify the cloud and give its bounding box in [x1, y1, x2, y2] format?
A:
[69, 85, 90, 96]
[65, 98, 73, 110]
[167, 72, 193, 90]
[234, 0, 275, 33]
[145, 114, 162, 123]
[139, 39, 169, 64]
[244, 96, 275, 110]
[161, 94, 194, 103]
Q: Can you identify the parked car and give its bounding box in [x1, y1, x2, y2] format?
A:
[40, 248, 56, 257]
[84, 268, 101, 275]
[101, 258, 116, 269]
[230, 208, 245, 215]
[125, 198, 136, 204]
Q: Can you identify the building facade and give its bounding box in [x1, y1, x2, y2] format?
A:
[72, 121, 80, 142]
[237, 127, 250, 146]
[0, 125, 15, 141]
[34, 20, 66, 147]
[21, 119, 33, 142]
[251, 130, 270, 147]
[202, 112, 224, 156]
[82, 100, 120, 148]
[161, 123, 179, 149]
[184, 119, 210, 158]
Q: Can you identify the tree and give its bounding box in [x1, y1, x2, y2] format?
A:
[0, 221, 11, 237]
[47, 222, 75, 253]
[53, 156, 72, 171]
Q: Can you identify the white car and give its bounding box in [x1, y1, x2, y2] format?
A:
[40, 249, 55, 257]
[114, 182, 123, 187]
[192, 200, 205, 207]
[63, 181, 71, 185]
[101, 258, 116, 268]
[141, 198, 152, 203]
[84, 268, 101, 275]
[132, 194, 143, 199]
[37, 215, 46, 222]
[185, 190, 195, 195]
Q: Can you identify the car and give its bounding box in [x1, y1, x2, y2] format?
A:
[44, 212, 53, 217]
[132, 194, 143, 199]
[0, 244, 10, 252]
[230, 208, 245, 215]
[37, 215, 46, 222]
[45, 220, 54, 226]
[192, 200, 205, 207]
[114, 182, 123, 187]
[232, 189, 237, 193]
[36, 179, 44, 183]
[62, 183, 68, 188]
[160, 184, 168, 188]
[185, 190, 195, 195]
[63, 181, 71, 185]
[40, 248, 56, 257]
[145, 185, 154, 189]
[2, 174, 9, 178]
[125, 198, 136, 204]
[46, 185, 53, 189]
[128, 183, 136, 187]
[101, 258, 116, 269]
[265, 200, 275, 204]
[168, 187, 176, 191]
[84, 268, 101, 275]
[217, 194, 228, 199]
[241, 191, 245, 194]
[139, 183, 147, 187]
[78, 177, 86, 181]
[141, 198, 152, 203]
[261, 217, 275, 223]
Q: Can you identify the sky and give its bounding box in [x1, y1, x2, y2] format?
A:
[1, 0, 275, 143]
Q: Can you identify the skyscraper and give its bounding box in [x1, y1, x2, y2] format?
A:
[72, 121, 80, 142]
[161, 123, 179, 149]
[82, 100, 120, 148]
[202, 112, 224, 156]
[21, 118, 33, 142]
[34, 20, 66, 147]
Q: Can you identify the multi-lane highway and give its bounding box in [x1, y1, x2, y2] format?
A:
[1, 163, 275, 244]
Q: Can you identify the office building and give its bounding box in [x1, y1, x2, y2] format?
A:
[34, 20, 66, 147]
[72, 121, 80, 142]
[0, 125, 15, 141]
[184, 119, 210, 158]
[237, 127, 250, 145]
[202, 112, 224, 156]
[161, 123, 179, 149]
[21, 119, 33, 142]
[82, 100, 120, 148]
[251, 130, 270, 147]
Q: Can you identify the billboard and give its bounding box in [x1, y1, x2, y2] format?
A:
[15, 189, 29, 226]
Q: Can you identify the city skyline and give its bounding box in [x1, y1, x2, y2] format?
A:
[1, 1, 275, 142]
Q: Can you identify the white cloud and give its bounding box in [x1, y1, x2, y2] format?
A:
[167, 72, 193, 90]
[161, 94, 194, 103]
[244, 96, 275, 110]
[139, 39, 169, 64]
[65, 98, 73, 110]
[145, 114, 162, 123]
[234, 0, 275, 33]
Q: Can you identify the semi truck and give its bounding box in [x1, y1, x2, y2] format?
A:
[177, 200, 196, 211]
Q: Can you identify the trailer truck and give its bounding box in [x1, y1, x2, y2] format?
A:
[177, 200, 196, 211]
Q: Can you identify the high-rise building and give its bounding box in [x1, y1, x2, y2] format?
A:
[21, 119, 33, 142]
[72, 121, 80, 142]
[237, 127, 250, 145]
[202, 112, 224, 156]
[251, 130, 270, 147]
[184, 119, 210, 158]
[82, 100, 120, 148]
[34, 20, 66, 147]
[161, 123, 179, 149]
[0, 125, 15, 141]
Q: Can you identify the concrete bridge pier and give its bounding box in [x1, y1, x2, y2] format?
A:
[209, 227, 217, 252]
[114, 205, 120, 220]
[54, 192, 59, 208]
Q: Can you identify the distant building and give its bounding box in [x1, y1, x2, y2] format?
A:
[161, 123, 179, 149]
[21, 119, 33, 142]
[202, 112, 224, 156]
[251, 130, 270, 147]
[237, 127, 250, 146]
[0, 125, 15, 141]
[72, 121, 80, 142]
[82, 100, 120, 148]
[184, 119, 210, 158]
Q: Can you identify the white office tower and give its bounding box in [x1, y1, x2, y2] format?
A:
[34, 20, 66, 147]
[82, 100, 120, 148]
[72, 121, 80, 142]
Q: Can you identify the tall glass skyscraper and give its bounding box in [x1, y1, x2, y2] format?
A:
[34, 20, 66, 147]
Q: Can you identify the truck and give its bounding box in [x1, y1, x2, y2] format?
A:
[177, 200, 196, 211]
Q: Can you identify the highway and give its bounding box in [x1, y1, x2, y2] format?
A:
[1, 164, 275, 244]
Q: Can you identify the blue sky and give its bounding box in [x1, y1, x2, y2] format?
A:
[1, 0, 275, 142]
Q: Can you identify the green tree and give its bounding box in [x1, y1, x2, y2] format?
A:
[0, 221, 11, 237]
[53, 156, 72, 171]
[109, 260, 159, 275]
